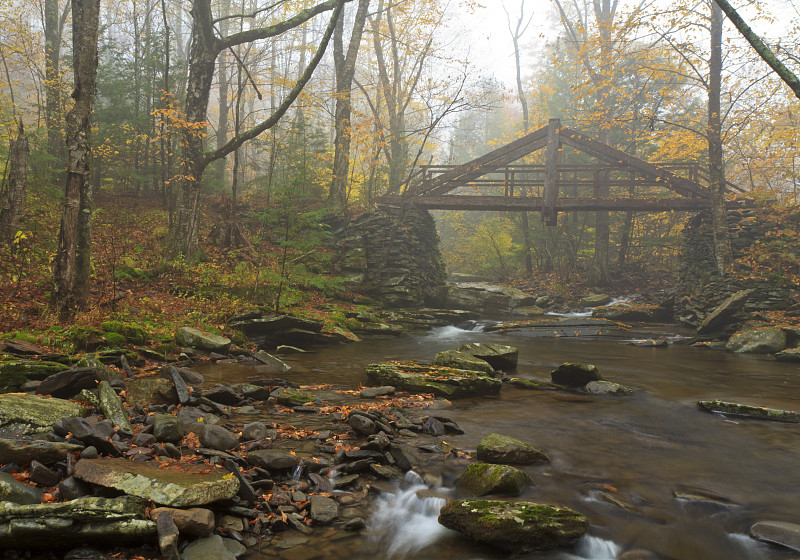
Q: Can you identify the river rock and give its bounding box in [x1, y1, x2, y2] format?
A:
[592, 303, 670, 323]
[125, 378, 178, 407]
[438, 500, 588, 553]
[456, 463, 532, 496]
[432, 351, 495, 375]
[203, 385, 244, 406]
[180, 534, 237, 560]
[36, 367, 109, 399]
[0, 393, 88, 435]
[0, 360, 69, 392]
[486, 317, 631, 338]
[253, 351, 291, 373]
[444, 283, 537, 313]
[199, 424, 238, 451]
[276, 388, 315, 407]
[750, 521, 800, 552]
[585, 380, 635, 395]
[175, 327, 231, 352]
[153, 414, 184, 443]
[726, 327, 787, 354]
[309, 495, 339, 524]
[58, 417, 120, 457]
[0, 496, 155, 548]
[457, 343, 519, 370]
[360, 386, 396, 398]
[775, 347, 800, 362]
[697, 289, 754, 334]
[150, 507, 214, 537]
[507, 378, 560, 390]
[0, 436, 83, 465]
[579, 293, 612, 307]
[242, 422, 271, 441]
[246, 449, 299, 470]
[0, 472, 42, 504]
[348, 414, 377, 436]
[365, 361, 501, 398]
[698, 400, 800, 422]
[476, 433, 549, 464]
[74, 458, 239, 507]
[551, 363, 602, 387]
[97, 381, 132, 432]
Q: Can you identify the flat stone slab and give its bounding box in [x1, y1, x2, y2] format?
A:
[0, 393, 89, 435]
[0, 436, 84, 466]
[750, 521, 800, 552]
[698, 400, 800, 423]
[484, 317, 630, 338]
[74, 458, 239, 507]
[365, 361, 501, 398]
[0, 496, 156, 548]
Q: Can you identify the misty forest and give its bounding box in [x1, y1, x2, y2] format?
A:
[3, 0, 800, 559]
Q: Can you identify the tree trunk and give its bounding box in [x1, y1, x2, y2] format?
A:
[52, 0, 100, 318]
[329, 0, 370, 211]
[214, 0, 232, 188]
[44, 0, 64, 168]
[708, 2, 732, 274]
[0, 121, 29, 244]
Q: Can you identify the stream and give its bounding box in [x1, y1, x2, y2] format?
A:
[203, 322, 800, 560]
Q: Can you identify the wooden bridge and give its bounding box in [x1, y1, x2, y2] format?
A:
[376, 119, 748, 225]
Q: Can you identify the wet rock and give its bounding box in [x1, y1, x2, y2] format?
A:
[97, 381, 132, 432]
[36, 367, 108, 399]
[348, 414, 377, 436]
[125, 378, 178, 407]
[178, 407, 219, 426]
[476, 433, 549, 464]
[750, 521, 800, 552]
[253, 351, 291, 373]
[203, 385, 245, 406]
[456, 463, 532, 496]
[585, 380, 635, 396]
[485, 317, 630, 338]
[387, 443, 419, 471]
[365, 361, 501, 398]
[697, 289, 754, 334]
[276, 388, 315, 407]
[345, 517, 366, 531]
[0, 393, 88, 435]
[726, 327, 787, 354]
[199, 424, 239, 451]
[579, 293, 612, 307]
[164, 366, 205, 385]
[0, 437, 83, 465]
[153, 414, 184, 443]
[370, 464, 403, 479]
[697, 400, 800, 422]
[247, 449, 299, 470]
[457, 343, 518, 370]
[175, 327, 231, 353]
[444, 283, 536, 313]
[29, 460, 61, 486]
[551, 363, 602, 387]
[163, 366, 190, 404]
[0, 472, 42, 504]
[59, 417, 120, 457]
[309, 495, 339, 524]
[80, 446, 99, 460]
[181, 534, 237, 560]
[619, 549, 659, 560]
[74, 458, 239, 507]
[433, 351, 495, 375]
[360, 386, 396, 398]
[592, 303, 670, 323]
[150, 507, 214, 537]
[239, 384, 271, 401]
[0, 496, 156, 548]
[422, 417, 445, 436]
[775, 347, 800, 362]
[438, 500, 588, 553]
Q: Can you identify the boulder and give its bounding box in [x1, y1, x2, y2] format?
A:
[0, 497, 155, 548]
[579, 293, 612, 307]
[750, 521, 800, 552]
[592, 303, 671, 323]
[365, 361, 501, 398]
[348, 414, 377, 436]
[36, 367, 110, 399]
[0, 472, 42, 504]
[457, 343, 518, 370]
[276, 389, 315, 407]
[202, 385, 244, 406]
[74, 458, 239, 507]
[150, 507, 214, 537]
[776, 347, 800, 362]
[125, 378, 178, 407]
[432, 351, 495, 375]
[0, 360, 69, 392]
[309, 495, 339, 524]
[697, 289, 754, 334]
[551, 363, 602, 387]
[485, 317, 630, 338]
[726, 327, 787, 354]
[241, 422, 272, 441]
[153, 414, 184, 443]
[584, 380, 635, 396]
[438, 500, 588, 553]
[198, 424, 238, 451]
[0, 393, 88, 435]
[507, 378, 560, 391]
[175, 327, 231, 353]
[97, 381, 132, 432]
[476, 433, 549, 464]
[246, 449, 300, 470]
[444, 283, 537, 313]
[0, 437, 83, 465]
[359, 386, 396, 398]
[456, 463, 532, 496]
[253, 351, 291, 373]
[697, 400, 800, 423]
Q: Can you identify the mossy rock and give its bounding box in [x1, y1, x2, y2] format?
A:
[432, 351, 495, 376]
[507, 378, 559, 391]
[456, 463, 532, 496]
[0, 360, 71, 393]
[100, 321, 150, 345]
[365, 361, 501, 398]
[0, 393, 90, 434]
[276, 389, 315, 407]
[477, 433, 549, 464]
[438, 499, 588, 553]
[551, 363, 602, 387]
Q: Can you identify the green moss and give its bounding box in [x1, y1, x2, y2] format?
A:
[102, 332, 125, 347]
[100, 321, 149, 345]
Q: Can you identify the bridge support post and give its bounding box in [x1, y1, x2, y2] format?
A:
[543, 118, 561, 226]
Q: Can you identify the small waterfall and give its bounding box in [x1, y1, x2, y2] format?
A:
[291, 465, 303, 483]
[573, 535, 621, 559]
[367, 471, 450, 559]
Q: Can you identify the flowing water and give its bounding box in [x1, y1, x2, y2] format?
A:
[204, 322, 800, 560]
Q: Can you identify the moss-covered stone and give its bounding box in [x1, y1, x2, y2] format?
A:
[365, 361, 501, 398]
[698, 400, 800, 423]
[507, 378, 559, 391]
[97, 381, 132, 432]
[175, 327, 231, 352]
[456, 463, 532, 496]
[0, 360, 70, 393]
[432, 351, 495, 375]
[276, 389, 315, 407]
[551, 363, 602, 387]
[100, 321, 149, 345]
[0, 393, 89, 434]
[476, 433, 549, 464]
[457, 343, 519, 370]
[438, 499, 588, 553]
